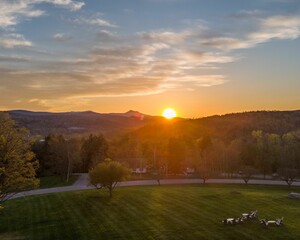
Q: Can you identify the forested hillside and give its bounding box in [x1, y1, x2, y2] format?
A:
[7, 110, 163, 137]
[133, 110, 300, 142]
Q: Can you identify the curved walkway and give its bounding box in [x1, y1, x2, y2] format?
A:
[11, 174, 300, 200]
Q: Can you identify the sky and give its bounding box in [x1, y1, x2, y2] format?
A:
[0, 0, 300, 118]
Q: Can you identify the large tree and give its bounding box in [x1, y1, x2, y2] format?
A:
[33, 135, 82, 180]
[0, 113, 39, 203]
[81, 134, 108, 172]
[89, 159, 129, 197]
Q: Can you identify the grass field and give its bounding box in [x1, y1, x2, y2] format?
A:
[1, 184, 300, 240]
[39, 175, 79, 189]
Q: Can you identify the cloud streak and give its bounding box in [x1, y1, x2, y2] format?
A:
[0, 0, 84, 28]
[0, 34, 32, 48]
[201, 15, 300, 51]
[75, 17, 118, 28]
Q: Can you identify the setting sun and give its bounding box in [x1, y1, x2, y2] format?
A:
[162, 108, 177, 119]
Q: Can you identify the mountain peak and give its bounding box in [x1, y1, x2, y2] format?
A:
[124, 110, 145, 119]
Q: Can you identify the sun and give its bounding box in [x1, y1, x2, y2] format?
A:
[162, 108, 177, 119]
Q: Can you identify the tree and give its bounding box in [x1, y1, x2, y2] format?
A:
[0, 113, 39, 203]
[252, 130, 271, 179]
[33, 136, 81, 180]
[277, 133, 300, 186]
[239, 166, 256, 184]
[46, 135, 69, 180]
[266, 133, 281, 173]
[195, 136, 214, 183]
[81, 134, 108, 172]
[89, 159, 129, 197]
[34, 134, 68, 179]
[281, 133, 299, 167]
[277, 168, 299, 187]
[109, 135, 146, 170]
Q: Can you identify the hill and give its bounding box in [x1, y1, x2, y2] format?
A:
[6, 110, 163, 137]
[133, 110, 300, 142]
[5, 110, 300, 140]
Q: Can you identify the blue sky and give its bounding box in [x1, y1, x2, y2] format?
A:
[0, 0, 300, 117]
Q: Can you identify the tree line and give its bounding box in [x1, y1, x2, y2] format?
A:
[32, 125, 300, 186]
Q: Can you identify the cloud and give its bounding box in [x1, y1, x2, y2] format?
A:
[180, 51, 237, 65]
[53, 33, 69, 41]
[0, 34, 32, 48]
[201, 15, 300, 51]
[0, 0, 84, 28]
[201, 37, 254, 50]
[0, 31, 231, 104]
[139, 30, 191, 44]
[248, 15, 300, 43]
[2, 10, 300, 108]
[51, 0, 85, 11]
[0, 55, 30, 62]
[75, 17, 118, 28]
[0, 68, 164, 101]
[0, 17, 236, 103]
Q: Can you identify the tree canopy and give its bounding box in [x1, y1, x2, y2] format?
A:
[0, 112, 39, 203]
[89, 159, 129, 197]
[81, 134, 108, 172]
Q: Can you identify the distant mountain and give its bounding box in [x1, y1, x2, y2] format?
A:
[5, 109, 300, 140]
[6, 110, 163, 137]
[107, 110, 147, 120]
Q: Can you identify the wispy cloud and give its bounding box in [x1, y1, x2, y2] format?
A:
[51, 0, 85, 11]
[75, 16, 118, 28]
[201, 15, 300, 51]
[53, 33, 69, 41]
[0, 34, 32, 48]
[0, 0, 84, 28]
[139, 30, 191, 44]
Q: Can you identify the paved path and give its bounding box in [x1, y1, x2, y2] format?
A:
[11, 174, 300, 200]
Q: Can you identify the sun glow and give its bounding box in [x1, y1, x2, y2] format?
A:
[162, 108, 177, 119]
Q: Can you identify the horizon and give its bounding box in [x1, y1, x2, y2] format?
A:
[1, 0, 300, 118]
[5, 107, 300, 119]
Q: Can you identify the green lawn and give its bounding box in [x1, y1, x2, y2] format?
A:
[39, 175, 79, 189]
[1, 184, 300, 240]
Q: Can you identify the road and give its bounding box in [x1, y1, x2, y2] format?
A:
[10, 174, 300, 200]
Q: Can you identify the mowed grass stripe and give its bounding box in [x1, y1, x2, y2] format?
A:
[1, 184, 300, 240]
[62, 192, 100, 240]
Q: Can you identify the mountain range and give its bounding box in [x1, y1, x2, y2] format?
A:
[6, 110, 164, 137]
[5, 110, 300, 140]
